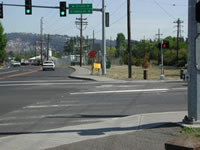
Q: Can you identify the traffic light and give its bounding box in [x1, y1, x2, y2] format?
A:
[162, 41, 169, 49]
[25, 0, 32, 15]
[196, 1, 200, 23]
[0, 4, 3, 19]
[105, 12, 109, 27]
[158, 43, 161, 49]
[60, 1, 66, 17]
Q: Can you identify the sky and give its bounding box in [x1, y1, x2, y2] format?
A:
[1, 0, 188, 41]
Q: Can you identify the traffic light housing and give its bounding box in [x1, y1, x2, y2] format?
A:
[60, 1, 66, 17]
[196, 1, 200, 23]
[162, 41, 169, 49]
[0, 4, 3, 19]
[105, 12, 109, 27]
[25, 0, 32, 15]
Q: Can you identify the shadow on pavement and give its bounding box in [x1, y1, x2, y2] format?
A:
[0, 122, 181, 136]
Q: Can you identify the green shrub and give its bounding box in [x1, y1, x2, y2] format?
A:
[177, 48, 188, 67]
[164, 50, 176, 66]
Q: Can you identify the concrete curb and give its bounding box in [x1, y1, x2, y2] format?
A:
[68, 66, 186, 83]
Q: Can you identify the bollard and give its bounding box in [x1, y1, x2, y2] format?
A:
[180, 69, 184, 79]
[144, 70, 148, 80]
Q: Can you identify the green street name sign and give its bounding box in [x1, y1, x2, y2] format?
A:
[69, 3, 93, 14]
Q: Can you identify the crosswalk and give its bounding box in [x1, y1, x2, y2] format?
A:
[0, 79, 187, 135]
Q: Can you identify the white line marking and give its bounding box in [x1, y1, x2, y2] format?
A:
[0, 79, 84, 84]
[96, 85, 144, 88]
[0, 82, 96, 87]
[0, 122, 33, 126]
[171, 88, 187, 90]
[24, 104, 71, 109]
[0, 70, 19, 75]
[70, 89, 169, 95]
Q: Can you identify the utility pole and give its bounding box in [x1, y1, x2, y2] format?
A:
[174, 18, 184, 64]
[160, 39, 165, 80]
[75, 0, 88, 67]
[110, 36, 112, 53]
[47, 34, 50, 61]
[93, 30, 99, 62]
[102, 0, 106, 75]
[35, 41, 37, 62]
[156, 29, 163, 65]
[127, 0, 132, 78]
[40, 17, 43, 64]
[109, 36, 112, 61]
[93, 30, 95, 50]
[183, 0, 200, 123]
[80, 0, 83, 67]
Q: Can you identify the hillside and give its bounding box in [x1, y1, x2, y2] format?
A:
[5, 32, 70, 54]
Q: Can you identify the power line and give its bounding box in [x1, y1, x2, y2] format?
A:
[153, 0, 176, 20]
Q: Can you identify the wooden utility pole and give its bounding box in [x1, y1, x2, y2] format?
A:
[40, 17, 43, 64]
[174, 18, 183, 64]
[47, 34, 50, 61]
[156, 28, 163, 65]
[80, 0, 83, 66]
[127, 0, 132, 78]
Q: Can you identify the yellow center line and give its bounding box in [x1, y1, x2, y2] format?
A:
[0, 68, 42, 80]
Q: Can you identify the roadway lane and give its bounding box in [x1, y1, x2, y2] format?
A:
[0, 65, 41, 80]
[0, 66, 76, 115]
[0, 66, 187, 136]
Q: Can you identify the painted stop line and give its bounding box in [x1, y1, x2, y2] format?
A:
[70, 88, 169, 95]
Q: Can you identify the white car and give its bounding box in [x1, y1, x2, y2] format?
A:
[42, 61, 55, 71]
[11, 61, 21, 67]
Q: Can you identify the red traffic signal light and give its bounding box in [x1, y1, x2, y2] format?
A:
[25, 0, 32, 15]
[162, 42, 169, 49]
[60, 1, 66, 17]
[162, 43, 167, 48]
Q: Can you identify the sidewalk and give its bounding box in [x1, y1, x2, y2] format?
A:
[69, 66, 116, 82]
[69, 66, 184, 83]
[0, 111, 187, 150]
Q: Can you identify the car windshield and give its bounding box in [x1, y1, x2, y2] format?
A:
[44, 61, 53, 64]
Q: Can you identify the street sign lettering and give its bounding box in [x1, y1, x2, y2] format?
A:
[69, 3, 93, 14]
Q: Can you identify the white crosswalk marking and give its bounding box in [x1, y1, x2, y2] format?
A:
[70, 89, 169, 95]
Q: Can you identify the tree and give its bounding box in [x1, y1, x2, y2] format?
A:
[0, 23, 7, 64]
[115, 33, 126, 57]
[64, 37, 76, 55]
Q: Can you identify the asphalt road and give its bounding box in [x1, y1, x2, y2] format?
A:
[0, 66, 187, 136]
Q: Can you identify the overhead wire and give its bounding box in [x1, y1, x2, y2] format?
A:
[153, 0, 176, 20]
[86, 0, 127, 36]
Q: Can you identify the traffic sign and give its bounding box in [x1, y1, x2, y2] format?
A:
[69, 3, 93, 14]
[88, 50, 96, 58]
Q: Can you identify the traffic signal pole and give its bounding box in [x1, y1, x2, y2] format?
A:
[127, 0, 132, 78]
[183, 0, 200, 123]
[160, 40, 165, 80]
[2, 2, 106, 74]
[102, 0, 106, 75]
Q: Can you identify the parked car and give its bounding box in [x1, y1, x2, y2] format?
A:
[42, 61, 55, 71]
[11, 61, 21, 67]
[21, 60, 30, 65]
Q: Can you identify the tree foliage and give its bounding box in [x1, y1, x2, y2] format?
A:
[0, 23, 7, 64]
[64, 37, 76, 55]
[115, 33, 127, 57]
